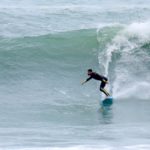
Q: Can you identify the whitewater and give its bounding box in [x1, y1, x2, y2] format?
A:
[0, 0, 150, 150]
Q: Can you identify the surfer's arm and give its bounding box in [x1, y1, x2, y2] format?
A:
[81, 77, 92, 85]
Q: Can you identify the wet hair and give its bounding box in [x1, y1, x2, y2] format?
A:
[88, 69, 92, 72]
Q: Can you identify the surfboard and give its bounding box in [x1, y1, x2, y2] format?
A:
[101, 96, 113, 106]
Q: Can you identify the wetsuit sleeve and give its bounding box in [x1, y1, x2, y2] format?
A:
[86, 76, 92, 82]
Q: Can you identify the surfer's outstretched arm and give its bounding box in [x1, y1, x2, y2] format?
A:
[81, 77, 92, 85]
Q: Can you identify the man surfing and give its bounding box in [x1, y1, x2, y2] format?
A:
[81, 69, 110, 96]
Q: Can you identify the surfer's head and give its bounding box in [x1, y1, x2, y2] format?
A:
[87, 69, 92, 75]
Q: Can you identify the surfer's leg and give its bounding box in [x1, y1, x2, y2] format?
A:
[101, 88, 110, 96]
[100, 82, 110, 96]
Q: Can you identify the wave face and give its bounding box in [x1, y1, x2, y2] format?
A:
[0, 29, 99, 103]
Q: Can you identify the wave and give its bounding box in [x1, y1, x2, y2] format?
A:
[0, 22, 150, 102]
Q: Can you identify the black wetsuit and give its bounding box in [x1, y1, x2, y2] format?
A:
[86, 72, 110, 96]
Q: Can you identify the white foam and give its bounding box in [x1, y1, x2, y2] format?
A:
[2, 144, 150, 150]
[1, 145, 113, 150]
[114, 82, 150, 99]
[106, 21, 150, 71]
[98, 21, 150, 99]
[125, 144, 150, 150]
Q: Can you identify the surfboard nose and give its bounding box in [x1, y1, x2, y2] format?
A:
[101, 97, 113, 106]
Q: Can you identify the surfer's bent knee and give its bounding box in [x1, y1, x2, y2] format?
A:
[100, 88, 104, 92]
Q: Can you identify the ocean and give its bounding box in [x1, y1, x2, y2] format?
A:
[0, 0, 150, 149]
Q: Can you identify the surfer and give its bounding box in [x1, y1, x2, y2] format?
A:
[81, 69, 110, 96]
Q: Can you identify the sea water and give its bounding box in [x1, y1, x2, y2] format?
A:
[0, 0, 150, 149]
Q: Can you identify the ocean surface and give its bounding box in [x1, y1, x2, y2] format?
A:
[0, 0, 150, 150]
